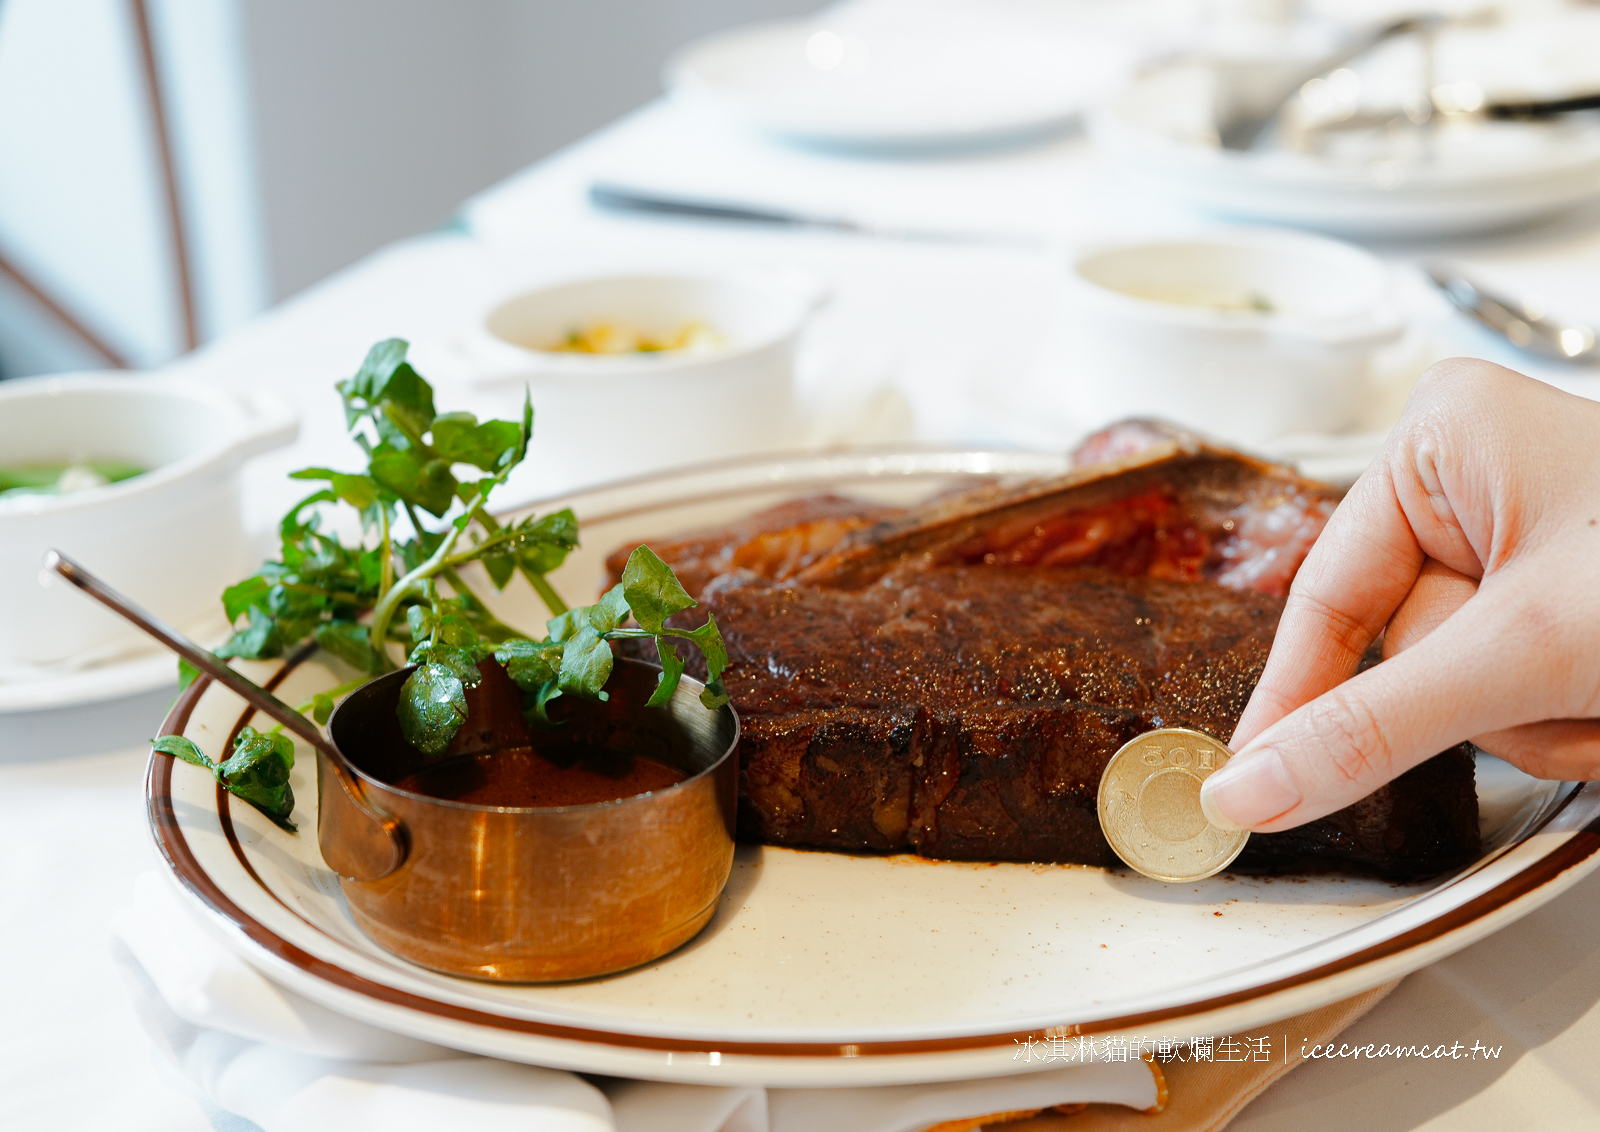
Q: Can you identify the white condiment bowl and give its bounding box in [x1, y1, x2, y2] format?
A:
[1058, 230, 1404, 444]
[0, 373, 296, 671]
[413, 272, 821, 495]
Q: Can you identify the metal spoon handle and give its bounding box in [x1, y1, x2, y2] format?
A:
[43, 549, 336, 757]
[46, 549, 407, 880]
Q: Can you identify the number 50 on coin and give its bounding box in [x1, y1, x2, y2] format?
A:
[1097, 727, 1250, 882]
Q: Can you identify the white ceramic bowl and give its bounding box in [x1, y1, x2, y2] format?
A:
[414, 273, 820, 495]
[0, 373, 296, 671]
[1059, 230, 1404, 445]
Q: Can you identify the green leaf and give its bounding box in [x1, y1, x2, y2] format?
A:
[521, 678, 563, 728]
[379, 376, 436, 447]
[406, 603, 435, 643]
[431, 413, 523, 472]
[331, 473, 379, 509]
[152, 734, 213, 770]
[664, 613, 730, 710]
[546, 606, 583, 644]
[587, 584, 632, 634]
[483, 551, 515, 590]
[622, 545, 696, 634]
[473, 509, 580, 581]
[176, 658, 201, 694]
[369, 445, 458, 517]
[356, 549, 384, 592]
[494, 637, 562, 690]
[433, 609, 480, 649]
[557, 623, 613, 700]
[339, 339, 409, 422]
[316, 619, 386, 674]
[281, 488, 337, 541]
[409, 641, 482, 688]
[221, 576, 270, 624]
[518, 391, 534, 465]
[517, 509, 579, 575]
[398, 663, 467, 756]
[699, 675, 730, 711]
[232, 725, 295, 771]
[646, 640, 685, 707]
[338, 340, 436, 439]
[219, 726, 296, 829]
[310, 692, 337, 726]
[289, 467, 382, 511]
[215, 606, 282, 660]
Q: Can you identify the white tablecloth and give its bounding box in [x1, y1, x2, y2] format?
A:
[7, 85, 1600, 1131]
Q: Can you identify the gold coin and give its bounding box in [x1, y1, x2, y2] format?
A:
[1097, 727, 1249, 882]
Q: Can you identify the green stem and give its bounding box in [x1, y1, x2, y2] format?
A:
[368, 520, 470, 654]
[462, 505, 570, 617]
[404, 501, 430, 548]
[439, 567, 525, 642]
[290, 677, 368, 716]
[379, 506, 394, 598]
[524, 571, 568, 618]
[263, 677, 371, 736]
[279, 582, 367, 606]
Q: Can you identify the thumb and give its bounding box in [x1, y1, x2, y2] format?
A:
[1199, 586, 1546, 832]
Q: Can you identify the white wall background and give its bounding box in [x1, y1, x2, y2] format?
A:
[0, 0, 818, 379]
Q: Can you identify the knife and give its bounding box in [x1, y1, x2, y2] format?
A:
[1424, 263, 1598, 363]
[1288, 92, 1600, 138]
[588, 182, 1043, 248]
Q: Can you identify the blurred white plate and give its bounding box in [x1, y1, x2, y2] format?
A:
[1094, 62, 1600, 237]
[150, 449, 1600, 1087]
[666, 12, 1132, 149]
[0, 608, 229, 713]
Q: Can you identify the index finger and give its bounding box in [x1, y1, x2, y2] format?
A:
[1231, 460, 1424, 750]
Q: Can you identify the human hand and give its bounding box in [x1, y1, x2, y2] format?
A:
[1199, 358, 1600, 832]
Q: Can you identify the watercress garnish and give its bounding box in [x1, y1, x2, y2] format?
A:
[152, 729, 297, 830]
[179, 339, 728, 773]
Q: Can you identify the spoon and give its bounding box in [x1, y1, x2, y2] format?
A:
[1423, 263, 1598, 363]
[44, 549, 406, 879]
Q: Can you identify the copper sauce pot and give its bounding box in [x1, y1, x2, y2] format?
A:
[39, 552, 737, 983]
[321, 659, 739, 982]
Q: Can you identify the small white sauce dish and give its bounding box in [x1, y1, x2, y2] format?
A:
[413, 272, 822, 494]
[1058, 229, 1404, 445]
[0, 373, 296, 672]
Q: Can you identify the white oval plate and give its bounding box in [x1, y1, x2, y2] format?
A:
[1, 608, 231, 713]
[149, 448, 1600, 1087]
[666, 17, 1130, 150]
[1093, 62, 1600, 238]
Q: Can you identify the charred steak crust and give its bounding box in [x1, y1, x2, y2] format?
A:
[679, 566, 1478, 880]
[707, 568, 1280, 734]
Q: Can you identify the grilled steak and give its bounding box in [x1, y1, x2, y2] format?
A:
[609, 426, 1482, 879]
[689, 567, 1477, 879]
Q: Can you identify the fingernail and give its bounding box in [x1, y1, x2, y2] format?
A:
[1200, 749, 1301, 831]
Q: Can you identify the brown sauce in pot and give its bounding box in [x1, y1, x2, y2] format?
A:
[393, 742, 687, 808]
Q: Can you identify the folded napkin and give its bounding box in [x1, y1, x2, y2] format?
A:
[111, 872, 1165, 1132]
